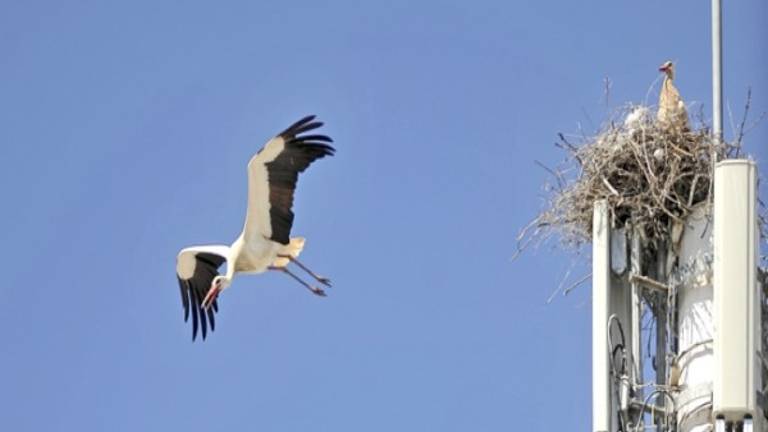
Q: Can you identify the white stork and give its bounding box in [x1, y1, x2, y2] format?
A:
[657, 60, 690, 130]
[175, 115, 335, 340]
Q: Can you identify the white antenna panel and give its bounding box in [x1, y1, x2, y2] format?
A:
[713, 160, 759, 421]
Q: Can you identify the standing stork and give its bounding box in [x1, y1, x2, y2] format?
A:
[175, 115, 335, 340]
[657, 60, 690, 130]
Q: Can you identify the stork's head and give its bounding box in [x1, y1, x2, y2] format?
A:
[659, 60, 675, 79]
[202, 275, 231, 309]
[212, 275, 231, 291]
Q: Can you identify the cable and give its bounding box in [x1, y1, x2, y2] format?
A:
[608, 314, 631, 431]
[608, 314, 628, 376]
[632, 389, 676, 432]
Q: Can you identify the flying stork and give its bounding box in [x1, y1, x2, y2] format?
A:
[657, 60, 690, 130]
[175, 115, 335, 340]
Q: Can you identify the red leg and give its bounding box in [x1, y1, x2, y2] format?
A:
[276, 255, 332, 287]
[269, 266, 326, 296]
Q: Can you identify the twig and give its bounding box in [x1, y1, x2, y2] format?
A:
[535, 160, 566, 190]
[603, 77, 612, 108]
[546, 265, 574, 304]
[602, 176, 620, 196]
[563, 273, 592, 296]
[733, 87, 752, 156]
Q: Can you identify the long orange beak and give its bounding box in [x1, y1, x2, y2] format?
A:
[202, 285, 220, 309]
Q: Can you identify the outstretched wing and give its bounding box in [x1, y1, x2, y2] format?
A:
[175, 245, 229, 341]
[244, 115, 335, 245]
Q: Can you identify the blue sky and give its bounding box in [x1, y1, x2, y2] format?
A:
[1, 1, 765, 431]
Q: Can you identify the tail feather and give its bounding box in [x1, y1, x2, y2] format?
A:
[271, 237, 305, 267]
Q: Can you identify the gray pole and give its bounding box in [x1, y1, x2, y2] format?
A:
[712, 0, 723, 144]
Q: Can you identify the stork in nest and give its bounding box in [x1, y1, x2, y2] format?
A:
[657, 60, 690, 130]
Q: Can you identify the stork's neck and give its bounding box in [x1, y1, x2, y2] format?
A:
[223, 267, 235, 281]
[663, 70, 674, 84]
[226, 235, 245, 279]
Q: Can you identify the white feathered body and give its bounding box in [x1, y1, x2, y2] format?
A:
[657, 72, 689, 129]
[233, 235, 305, 274]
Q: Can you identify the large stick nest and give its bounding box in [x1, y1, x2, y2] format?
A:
[517, 105, 740, 256]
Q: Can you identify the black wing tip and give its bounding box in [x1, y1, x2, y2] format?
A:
[291, 134, 334, 144]
[300, 142, 336, 157]
[190, 304, 217, 341]
[296, 114, 317, 125]
[192, 316, 215, 341]
[190, 305, 216, 342]
[280, 115, 327, 138]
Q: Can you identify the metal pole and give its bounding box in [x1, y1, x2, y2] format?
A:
[592, 200, 612, 432]
[630, 230, 643, 394]
[712, 0, 723, 143]
[654, 247, 668, 429]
